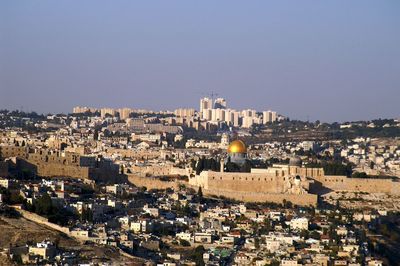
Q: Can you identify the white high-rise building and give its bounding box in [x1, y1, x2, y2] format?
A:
[174, 108, 195, 118]
[263, 110, 278, 124]
[202, 109, 212, 120]
[211, 109, 225, 122]
[242, 109, 257, 118]
[100, 108, 116, 118]
[211, 109, 217, 121]
[73, 106, 97, 114]
[200, 97, 212, 113]
[215, 108, 225, 121]
[118, 108, 132, 120]
[271, 111, 277, 122]
[242, 116, 254, 128]
[224, 109, 233, 125]
[232, 111, 240, 127]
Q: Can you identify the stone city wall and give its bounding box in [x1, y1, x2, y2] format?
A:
[18, 158, 90, 179]
[251, 166, 324, 179]
[26, 152, 81, 167]
[17, 156, 120, 182]
[127, 174, 181, 190]
[106, 147, 160, 160]
[127, 174, 317, 206]
[130, 165, 172, 177]
[15, 209, 104, 243]
[0, 146, 27, 159]
[36, 162, 90, 179]
[312, 175, 400, 195]
[129, 165, 188, 177]
[189, 171, 294, 193]
[204, 171, 286, 193]
[169, 167, 188, 176]
[202, 188, 317, 207]
[16, 209, 70, 235]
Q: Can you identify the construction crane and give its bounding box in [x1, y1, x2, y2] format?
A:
[197, 91, 220, 110]
[199, 91, 218, 108]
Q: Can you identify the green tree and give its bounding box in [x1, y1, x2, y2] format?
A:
[196, 157, 205, 175]
[190, 245, 205, 266]
[198, 187, 203, 198]
[35, 193, 53, 215]
[180, 239, 191, 246]
[240, 160, 252, 172]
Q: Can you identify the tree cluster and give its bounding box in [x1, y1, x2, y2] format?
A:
[195, 157, 220, 175]
[0, 187, 24, 205]
[23, 193, 77, 226]
[307, 161, 353, 177]
[224, 160, 252, 173]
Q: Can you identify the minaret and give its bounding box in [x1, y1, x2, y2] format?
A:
[221, 133, 229, 146]
[220, 158, 224, 173]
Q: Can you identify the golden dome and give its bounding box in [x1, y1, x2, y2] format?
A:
[228, 140, 247, 154]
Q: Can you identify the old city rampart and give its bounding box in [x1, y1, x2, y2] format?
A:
[312, 175, 400, 195]
[0, 145, 120, 182]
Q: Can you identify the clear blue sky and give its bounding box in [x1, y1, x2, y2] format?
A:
[1, 1, 399, 122]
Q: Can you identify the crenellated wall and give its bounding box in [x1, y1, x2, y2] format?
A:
[203, 171, 285, 193]
[189, 170, 311, 193]
[127, 173, 318, 206]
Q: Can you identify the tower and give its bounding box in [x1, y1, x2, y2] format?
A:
[221, 133, 229, 146]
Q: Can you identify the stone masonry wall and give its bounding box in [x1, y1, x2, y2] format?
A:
[202, 188, 318, 207]
[313, 175, 400, 195]
[127, 174, 180, 190]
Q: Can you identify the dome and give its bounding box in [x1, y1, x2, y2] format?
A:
[289, 156, 302, 167]
[228, 140, 247, 154]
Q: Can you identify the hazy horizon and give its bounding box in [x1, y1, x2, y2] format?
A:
[1, 1, 399, 122]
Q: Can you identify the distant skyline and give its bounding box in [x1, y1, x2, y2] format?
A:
[1, 1, 399, 122]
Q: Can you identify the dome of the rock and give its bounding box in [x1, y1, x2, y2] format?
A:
[227, 140, 247, 154]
